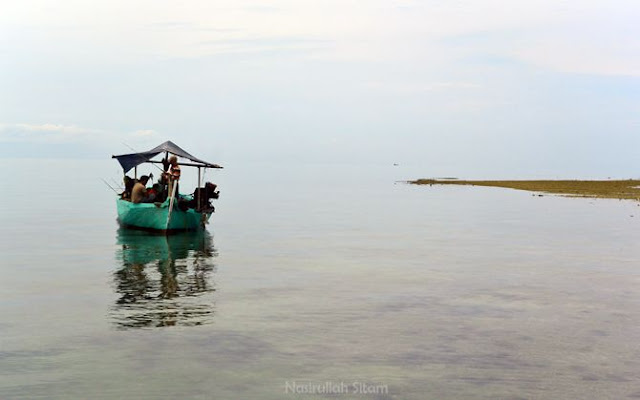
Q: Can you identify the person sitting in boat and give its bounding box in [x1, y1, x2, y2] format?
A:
[131, 175, 151, 203]
[121, 175, 135, 200]
[151, 180, 166, 203]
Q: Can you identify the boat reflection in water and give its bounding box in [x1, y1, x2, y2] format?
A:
[111, 228, 218, 329]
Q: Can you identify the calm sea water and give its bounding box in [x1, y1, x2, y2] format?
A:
[1, 159, 639, 399]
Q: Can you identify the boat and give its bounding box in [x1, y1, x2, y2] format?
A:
[112, 141, 222, 233]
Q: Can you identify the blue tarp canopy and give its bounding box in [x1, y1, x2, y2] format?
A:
[112, 141, 223, 173]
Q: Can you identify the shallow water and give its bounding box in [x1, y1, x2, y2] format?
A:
[1, 159, 639, 399]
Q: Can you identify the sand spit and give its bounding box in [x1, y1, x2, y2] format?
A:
[409, 179, 640, 201]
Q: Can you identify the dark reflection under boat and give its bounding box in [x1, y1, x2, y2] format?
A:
[111, 228, 218, 329]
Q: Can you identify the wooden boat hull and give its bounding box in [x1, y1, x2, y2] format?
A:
[116, 228, 212, 264]
[116, 198, 211, 233]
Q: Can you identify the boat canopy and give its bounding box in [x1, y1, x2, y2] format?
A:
[112, 141, 223, 173]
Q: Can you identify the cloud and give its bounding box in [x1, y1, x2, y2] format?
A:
[4, 0, 639, 72]
[0, 123, 162, 146]
[363, 81, 482, 94]
[195, 35, 332, 57]
[132, 129, 157, 137]
[437, 2, 640, 77]
[0, 123, 101, 143]
[514, 27, 640, 77]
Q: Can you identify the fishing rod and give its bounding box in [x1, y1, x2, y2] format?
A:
[110, 178, 124, 191]
[100, 178, 120, 194]
[121, 142, 137, 152]
[122, 142, 166, 174]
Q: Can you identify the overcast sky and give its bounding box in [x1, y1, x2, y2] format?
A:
[1, 0, 639, 176]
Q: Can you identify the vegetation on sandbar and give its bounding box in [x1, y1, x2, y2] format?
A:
[409, 179, 640, 201]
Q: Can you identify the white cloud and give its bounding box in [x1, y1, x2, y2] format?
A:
[513, 17, 640, 76]
[364, 81, 482, 95]
[132, 129, 157, 137]
[0, 124, 163, 147]
[0, 123, 100, 143]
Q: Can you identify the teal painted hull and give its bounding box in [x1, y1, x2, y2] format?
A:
[116, 228, 212, 264]
[116, 197, 211, 232]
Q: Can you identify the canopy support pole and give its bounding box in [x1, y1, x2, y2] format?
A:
[197, 167, 201, 211]
[134, 166, 137, 180]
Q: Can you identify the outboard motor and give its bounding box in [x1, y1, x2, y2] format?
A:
[183, 182, 220, 212]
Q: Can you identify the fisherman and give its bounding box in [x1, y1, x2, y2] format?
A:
[121, 175, 135, 200]
[166, 156, 181, 198]
[131, 175, 150, 203]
